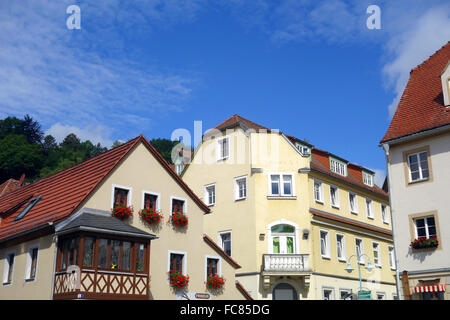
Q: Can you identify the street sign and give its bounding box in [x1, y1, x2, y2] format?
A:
[357, 290, 371, 300]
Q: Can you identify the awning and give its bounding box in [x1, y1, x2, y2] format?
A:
[413, 285, 446, 293]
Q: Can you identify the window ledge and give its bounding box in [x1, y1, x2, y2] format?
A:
[25, 278, 35, 283]
[315, 200, 324, 204]
[408, 178, 430, 185]
[321, 255, 331, 260]
[267, 196, 297, 200]
[234, 197, 247, 202]
[331, 205, 340, 209]
[338, 258, 347, 263]
[2, 282, 11, 286]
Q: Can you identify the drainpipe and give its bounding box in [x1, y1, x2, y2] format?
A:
[50, 234, 58, 300]
[382, 143, 402, 300]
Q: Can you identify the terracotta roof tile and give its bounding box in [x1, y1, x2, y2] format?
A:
[0, 179, 21, 197]
[381, 41, 450, 143]
[215, 114, 271, 132]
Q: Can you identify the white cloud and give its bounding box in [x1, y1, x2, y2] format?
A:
[46, 123, 114, 148]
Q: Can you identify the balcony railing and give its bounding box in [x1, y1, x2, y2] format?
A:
[263, 254, 310, 273]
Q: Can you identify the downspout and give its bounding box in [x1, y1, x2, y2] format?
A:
[50, 233, 58, 300]
[382, 143, 402, 300]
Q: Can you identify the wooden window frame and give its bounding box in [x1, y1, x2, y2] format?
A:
[142, 190, 160, 211]
[167, 250, 187, 276]
[111, 184, 132, 209]
[205, 255, 221, 280]
[25, 244, 40, 282]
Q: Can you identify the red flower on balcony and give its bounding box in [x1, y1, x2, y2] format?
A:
[410, 236, 439, 249]
[206, 273, 225, 289]
[139, 208, 163, 224]
[168, 270, 189, 288]
[169, 211, 188, 227]
[111, 202, 133, 219]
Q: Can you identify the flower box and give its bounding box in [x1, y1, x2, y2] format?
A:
[111, 203, 133, 219]
[168, 270, 189, 288]
[169, 212, 188, 227]
[139, 208, 163, 224]
[206, 273, 225, 289]
[410, 236, 439, 249]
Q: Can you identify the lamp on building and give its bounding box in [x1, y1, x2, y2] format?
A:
[344, 252, 374, 295]
[302, 228, 310, 240]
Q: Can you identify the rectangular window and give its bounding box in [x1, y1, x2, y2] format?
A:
[381, 204, 388, 224]
[320, 230, 330, 258]
[110, 240, 120, 269]
[206, 258, 219, 276]
[219, 232, 232, 256]
[136, 243, 146, 272]
[330, 158, 347, 176]
[144, 193, 158, 210]
[322, 287, 335, 300]
[170, 253, 184, 273]
[414, 216, 436, 239]
[269, 174, 293, 197]
[372, 242, 381, 267]
[28, 247, 39, 280]
[217, 137, 230, 161]
[339, 289, 352, 300]
[97, 239, 108, 269]
[336, 234, 345, 261]
[121, 241, 132, 271]
[114, 187, 129, 206]
[330, 186, 339, 208]
[236, 178, 247, 200]
[363, 171, 374, 187]
[355, 238, 364, 264]
[349, 193, 358, 214]
[172, 199, 185, 214]
[314, 180, 323, 203]
[205, 184, 216, 206]
[83, 237, 95, 267]
[3, 253, 15, 284]
[376, 292, 386, 300]
[366, 198, 373, 219]
[388, 246, 395, 269]
[407, 151, 429, 182]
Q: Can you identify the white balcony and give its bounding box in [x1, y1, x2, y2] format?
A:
[262, 254, 311, 290]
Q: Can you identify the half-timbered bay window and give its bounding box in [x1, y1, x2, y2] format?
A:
[53, 210, 156, 300]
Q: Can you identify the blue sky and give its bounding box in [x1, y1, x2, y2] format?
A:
[0, 0, 449, 186]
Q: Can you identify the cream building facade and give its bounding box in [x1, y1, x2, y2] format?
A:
[182, 115, 397, 300]
[0, 135, 245, 300]
[380, 42, 450, 300]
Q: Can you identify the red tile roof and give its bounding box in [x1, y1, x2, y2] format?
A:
[0, 179, 21, 197]
[310, 148, 388, 198]
[215, 114, 271, 132]
[381, 41, 450, 143]
[0, 135, 210, 241]
[203, 234, 241, 269]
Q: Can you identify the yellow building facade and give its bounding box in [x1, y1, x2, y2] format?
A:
[182, 115, 397, 300]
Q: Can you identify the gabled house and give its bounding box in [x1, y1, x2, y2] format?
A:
[380, 41, 450, 300]
[182, 114, 396, 300]
[0, 135, 246, 300]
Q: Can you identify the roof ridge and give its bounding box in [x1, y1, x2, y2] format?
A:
[410, 41, 450, 74]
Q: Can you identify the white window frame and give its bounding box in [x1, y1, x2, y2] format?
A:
[329, 185, 340, 208]
[170, 196, 188, 215]
[407, 151, 429, 182]
[336, 233, 346, 262]
[268, 173, 295, 197]
[388, 246, 396, 270]
[381, 204, 389, 224]
[365, 198, 373, 219]
[349, 192, 358, 214]
[234, 176, 248, 201]
[204, 255, 222, 281]
[320, 229, 330, 259]
[339, 288, 353, 300]
[355, 238, 365, 264]
[314, 179, 324, 203]
[111, 184, 132, 209]
[141, 190, 161, 211]
[2, 249, 16, 286]
[25, 243, 40, 282]
[330, 157, 347, 176]
[322, 287, 335, 300]
[218, 230, 232, 256]
[372, 241, 381, 268]
[362, 171, 374, 187]
[204, 183, 216, 206]
[217, 136, 230, 161]
[167, 250, 187, 276]
[413, 216, 436, 239]
[376, 292, 386, 300]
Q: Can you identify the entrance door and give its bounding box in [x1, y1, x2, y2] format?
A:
[272, 236, 294, 254]
[273, 283, 298, 300]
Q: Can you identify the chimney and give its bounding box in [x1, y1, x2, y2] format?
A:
[19, 174, 26, 186]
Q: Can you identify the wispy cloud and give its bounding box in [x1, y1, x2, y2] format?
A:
[0, 0, 203, 145]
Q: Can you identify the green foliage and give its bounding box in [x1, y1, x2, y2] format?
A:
[149, 138, 179, 164]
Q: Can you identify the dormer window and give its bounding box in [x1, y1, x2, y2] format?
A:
[362, 171, 374, 187]
[441, 61, 450, 107]
[330, 158, 347, 176]
[295, 142, 310, 156]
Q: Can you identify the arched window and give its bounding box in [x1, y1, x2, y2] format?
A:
[270, 224, 296, 254]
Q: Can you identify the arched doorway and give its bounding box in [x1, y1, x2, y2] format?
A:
[273, 283, 298, 300]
